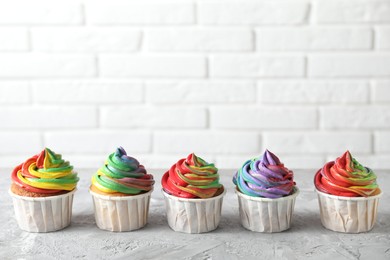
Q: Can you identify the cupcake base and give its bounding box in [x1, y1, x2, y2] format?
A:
[162, 188, 226, 234]
[235, 187, 299, 233]
[316, 189, 382, 233]
[89, 189, 152, 232]
[9, 189, 76, 233]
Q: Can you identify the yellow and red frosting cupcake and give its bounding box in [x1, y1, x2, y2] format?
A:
[314, 151, 380, 197]
[11, 148, 79, 197]
[161, 153, 223, 199]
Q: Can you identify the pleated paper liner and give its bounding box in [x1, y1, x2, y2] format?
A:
[235, 187, 299, 233]
[316, 189, 382, 233]
[162, 187, 226, 234]
[89, 189, 152, 232]
[9, 189, 76, 233]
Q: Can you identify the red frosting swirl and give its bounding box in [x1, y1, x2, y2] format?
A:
[314, 151, 380, 197]
[161, 153, 222, 199]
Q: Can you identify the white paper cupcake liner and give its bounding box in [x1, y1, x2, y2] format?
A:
[235, 187, 299, 233]
[162, 188, 226, 234]
[9, 189, 76, 233]
[89, 189, 152, 232]
[316, 189, 382, 233]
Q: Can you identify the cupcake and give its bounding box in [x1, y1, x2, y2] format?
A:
[9, 148, 79, 232]
[161, 153, 225, 233]
[314, 151, 381, 233]
[89, 147, 154, 232]
[233, 150, 299, 233]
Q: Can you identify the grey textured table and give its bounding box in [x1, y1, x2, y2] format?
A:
[1, 169, 389, 260]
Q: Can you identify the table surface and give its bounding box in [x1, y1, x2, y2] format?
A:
[0, 169, 389, 260]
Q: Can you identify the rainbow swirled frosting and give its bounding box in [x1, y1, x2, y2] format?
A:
[91, 147, 154, 195]
[11, 148, 79, 195]
[233, 150, 295, 199]
[161, 153, 222, 199]
[314, 151, 380, 197]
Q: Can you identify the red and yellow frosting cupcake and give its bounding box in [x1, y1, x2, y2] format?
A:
[161, 153, 223, 199]
[314, 151, 382, 233]
[314, 151, 380, 197]
[11, 148, 79, 197]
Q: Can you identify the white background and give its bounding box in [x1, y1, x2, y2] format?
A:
[0, 0, 389, 170]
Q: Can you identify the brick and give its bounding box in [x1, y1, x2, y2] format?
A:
[215, 154, 259, 169]
[0, 54, 96, 78]
[321, 106, 390, 129]
[375, 132, 390, 153]
[136, 154, 207, 170]
[0, 156, 28, 168]
[376, 26, 390, 49]
[351, 155, 390, 170]
[0, 81, 30, 104]
[44, 131, 151, 153]
[87, 2, 194, 25]
[315, 0, 390, 23]
[146, 28, 253, 51]
[0, 107, 97, 129]
[100, 55, 206, 78]
[0, 132, 42, 155]
[273, 155, 325, 170]
[259, 81, 369, 104]
[199, 1, 309, 25]
[256, 28, 372, 51]
[308, 54, 390, 77]
[210, 55, 304, 77]
[63, 155, 104, 170]
[32, 28, 141, 52]
[32, 80, 143, 104]
[0, 28, 28, 51]
[215, 155, 325, 170]
[154, 131, 260, 154]
[0, 1, 82, 25]
[210, 106, 317, 129]
[263, 132, 371, 154]
[100, 106, 207, 129]
[372, 80, 390, 103]
[146, 80, 256, 104]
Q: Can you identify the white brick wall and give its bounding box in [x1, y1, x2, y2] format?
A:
[146, 28, 253, 52]
[32, 28, 141, 52]
[198, 1, 310, 25]
[0, 0, 389, 171]
[100, 55, 206, 78]
[210, 55, 305, 77]
[0, 28, 28, 51]
[0, 54, 96, 77]
[87, 2, 194, 25]
[0, 1, 82, 25]
[210, 106, 317, 129]
[314, 0, 390, 23]
[256, 28, 373, 51]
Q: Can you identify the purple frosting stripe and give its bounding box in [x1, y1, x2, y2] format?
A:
[233, 150, 295, 198]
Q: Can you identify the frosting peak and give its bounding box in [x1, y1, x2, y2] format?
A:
[11, 148, 79, 194]
[36, 148, 73, 172]
[262, 149, 281, 166]
[314, 151, 380, 197]
[233, 150, 295, 198]
[91, 147, 154, 195]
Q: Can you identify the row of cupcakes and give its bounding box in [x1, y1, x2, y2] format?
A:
[9, 147, 381, 234]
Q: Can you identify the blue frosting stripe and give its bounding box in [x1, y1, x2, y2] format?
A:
[233, 150, 295, 198]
